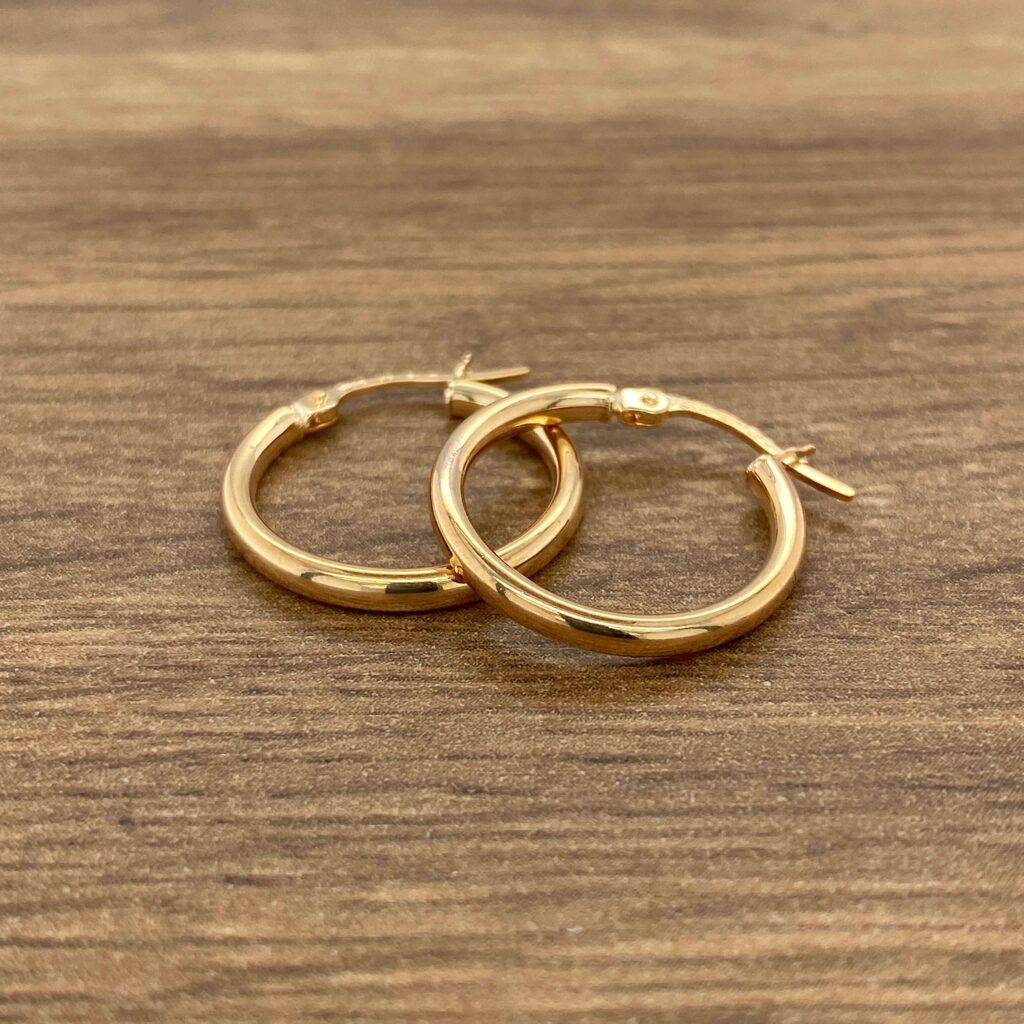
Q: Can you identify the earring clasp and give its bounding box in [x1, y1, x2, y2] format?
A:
[614, 386, 855, 501]
[292, 353, 530, 433]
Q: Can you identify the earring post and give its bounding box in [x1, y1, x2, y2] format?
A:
[464, 365, 531, 384]
[452, 352, 530, 385]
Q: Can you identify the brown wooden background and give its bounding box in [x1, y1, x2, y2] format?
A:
[2, 2, 1022, 1021]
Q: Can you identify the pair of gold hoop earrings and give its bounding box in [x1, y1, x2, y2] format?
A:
[223, 355, 854, 658]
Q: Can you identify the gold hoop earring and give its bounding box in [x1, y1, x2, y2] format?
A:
[430, 382, 854, 656]
[222, 357, 584, 612]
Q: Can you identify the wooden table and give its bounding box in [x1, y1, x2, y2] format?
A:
[2, 3, 1021, 1020]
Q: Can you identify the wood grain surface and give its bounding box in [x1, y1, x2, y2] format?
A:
[2, 2, 1022, 1021]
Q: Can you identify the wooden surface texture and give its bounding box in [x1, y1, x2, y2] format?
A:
[1, 2, 1022, 1021]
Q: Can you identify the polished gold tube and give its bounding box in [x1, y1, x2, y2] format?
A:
[222, 365, 585, 612]
[430, 383, 854, 657]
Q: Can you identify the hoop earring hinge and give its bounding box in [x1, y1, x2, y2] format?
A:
[290, 353, 530, 434]
[613, 387, 856, 502]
